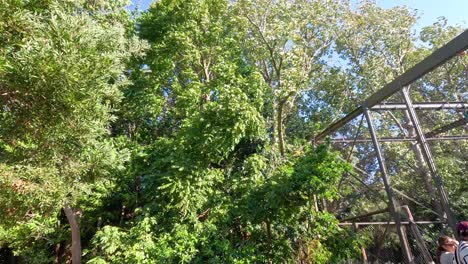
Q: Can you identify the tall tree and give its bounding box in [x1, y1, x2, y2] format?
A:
[235, 0, 348, 156]
[88, 1, 360, 263]
[0, 0, 143, 262]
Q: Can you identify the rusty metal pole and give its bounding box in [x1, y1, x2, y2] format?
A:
[364, 108, 414, 264]
[401, 87, 458, 235]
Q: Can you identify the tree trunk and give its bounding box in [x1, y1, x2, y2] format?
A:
[412, 143, 443, 216]
[63, 203, 81, 264]
[265, 219, 273, 263]
[54, 241, 64, 264]
[277, 101, 285, 156]
[404, 110, 443, 217]
[271, 100, 277, 146]
[266, 220, 272, 242]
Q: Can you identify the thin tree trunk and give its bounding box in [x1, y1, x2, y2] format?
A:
[266, 220, 272, 242]
[277, 101, 285, 156]
[271, 100, 277, 146]
[54, 242, 64, 264]
[411, 143, 443, 216]
[404, 110, 443, 217]
[265, 219, 273, 263]
[63, 203, 81, 264]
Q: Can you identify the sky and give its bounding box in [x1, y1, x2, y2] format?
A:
[377, 0, 467, 29]
[129, 0, 467, 30]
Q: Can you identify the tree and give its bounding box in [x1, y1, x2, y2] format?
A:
[235, 0, 349, 156]
[88, 0, 360, 263]
[0, 0, 143, 262]
[3, 0, 462, 262]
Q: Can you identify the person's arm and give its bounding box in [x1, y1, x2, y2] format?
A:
[440, 252, 454, 264]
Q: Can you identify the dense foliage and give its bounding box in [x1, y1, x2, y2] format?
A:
[0, 0, 466, 263]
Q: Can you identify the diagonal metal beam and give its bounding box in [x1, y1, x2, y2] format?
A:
[425, 118, 468, 138]
[339, 207, 389, 222]
[401, 87, 458, 236]
[313, 108, 362, 142]
[363, 30, 468, 108]
[314, 29, 468, 142]
[364, 108, 414, 263]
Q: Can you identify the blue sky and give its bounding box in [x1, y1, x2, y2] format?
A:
[129, 0, 467, 29]
[377, 0, 467, 28]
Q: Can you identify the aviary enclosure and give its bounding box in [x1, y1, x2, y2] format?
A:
[314, 30, 468, 263]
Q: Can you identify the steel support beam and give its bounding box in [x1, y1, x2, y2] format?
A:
[371, 102, 468, 111]
[364, 108, 414, 263]
[401, 88, 458, 236]
[340, 207, 389, 222]
[314, 29, 468, 142]
[327, 135, 468, 143]
[363, 30, 468, 108]
[425, 118, 468, 138]
[313, 108, 362, 142]
[401, 206, 434, 264]
[339, 221, 443, 226]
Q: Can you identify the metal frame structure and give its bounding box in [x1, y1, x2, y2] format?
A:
[364, 108, 414, 262]
[371, 102, 467, 111]
[338, 221, 442, 226]
[328, 135, 468, 143]
[314, 29, 468, 142]
[313, 29, 468, 263]
[338, 206, 441, 263]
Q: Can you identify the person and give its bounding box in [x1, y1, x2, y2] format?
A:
[436, 235, 457, 264]
[454, 221, 468, 264]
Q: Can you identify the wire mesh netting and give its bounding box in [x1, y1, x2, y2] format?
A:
[343, 220, 452, 264]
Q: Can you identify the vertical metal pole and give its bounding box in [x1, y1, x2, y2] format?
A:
[364, 108, 414, 264]
[401, 87, 457, 235]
